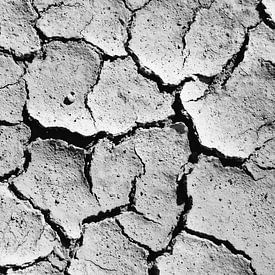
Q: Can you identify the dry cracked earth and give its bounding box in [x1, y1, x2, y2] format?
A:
[0, 0, 274, 274]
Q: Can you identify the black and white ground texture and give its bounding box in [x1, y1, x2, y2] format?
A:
[0, 0, 274, 274]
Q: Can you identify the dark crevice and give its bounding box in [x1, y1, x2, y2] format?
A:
[82, 205, 128, 225]
[194, 74, 214, 85]
[22, 82, 107, 149]
[32, 1, 79, 15]
[84, 153, 94, 193]
[184, 228, 257, 275]
[85, 57, 104, 127]
[148, 265, 160, 275]
[24, 114, 95, 149]
[111, 119, 169, 146]
[0, 120, 18, 127]
[22, 96, 95, 148]
[2, 254, 51, 272]
[128, 177, 137, 209]
[172, 93, 201, 163]
[0, 45, 37, 64]
[83, 151, 100, 204]
[219, 32, 250, 88]
[256, 1, 275, 29]
[176, 170, 193, 206]
[128, 146, 146, 210]
[121, 0, 132, 11]
[23, 149, 32, 172]
[23, 101, 172, 149]
[0, 267, 7, 275]
[0, 168, 21, 183]
[217, 19, 261, 89]
[23, 101, 173, 150]
[172, 93, 245, 167]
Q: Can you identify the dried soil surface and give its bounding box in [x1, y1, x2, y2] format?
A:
[0, 0, 274, 274]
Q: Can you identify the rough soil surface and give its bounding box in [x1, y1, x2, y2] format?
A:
[87, 57, 174, 134]
[89, 138, 143, 211]
[0, 0, 40, 57]
[182, 22, 275, 159]
[12, 139, 100, 239]
[25, 41, 101, 136]
[0, 0, 274, 274]
[0, 124, 30, 178]
[154, 232, 253, 274]
[186, 156, 275, 274]
[68, 219, 148, 274]
[36, 0, 131, 56]
[0, 183, 58, 267]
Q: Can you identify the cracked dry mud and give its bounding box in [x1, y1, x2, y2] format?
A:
[0, 0, 274, 275]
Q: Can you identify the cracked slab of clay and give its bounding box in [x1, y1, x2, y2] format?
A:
[0, 54, 23, 88]
[154, 231, 253, 274]
[68, 219, 148, 274]
[36, 0, 131, 56]
[25, 41, 101, 136]
[0, 183, 57, 267]
[186, 156, 275, 274]
[12, 139, 101, 239]
[181, 23, 275, 158]
[0, 124, 30, 178]
[129, 0, 259, 85]
[133, 124, 190, 223]
[0, 54, 25, 123]
[89, 138, 143, 211]
[87, 57, 174, 134]
[244, 137, 275, 180]
[0, 0, 40, 56]
[115, 124, 191, 251]
[0, 80, 27, 124]
[6, 246, 68, 275]
[0, 0, 274, 274]
[26, 42, 172, 136]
